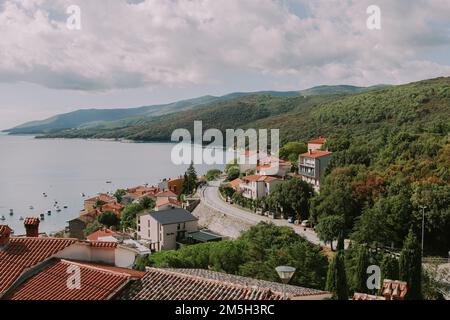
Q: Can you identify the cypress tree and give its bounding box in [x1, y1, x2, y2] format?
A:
[380, 254, 399, 281]
[379, 254, 399, 295]
[326, 251, 349, 300]
[353, 245, 370, 293]
[399, 229, 422, 300]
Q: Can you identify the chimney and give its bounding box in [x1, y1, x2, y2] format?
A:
[24, 217, 40, 237]
[0, 225, 12, 247]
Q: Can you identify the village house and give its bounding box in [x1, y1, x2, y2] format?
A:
[256, 158, 292, 177]
[158, 177, 184, 196]
[239, 175, 283, 200]
[83, 193, 116, 212]
[121, 185, 160, 205]
[136, 207, 199, 251]
[298, 150, 333, 192]
[307, 136, 328, 151]
[79, 193, 124, 223]
[298, 136, 333, 192]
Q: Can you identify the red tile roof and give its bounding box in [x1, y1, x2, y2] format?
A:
[87, 241, 118, 249]
[156, 190, 178, 198]
[23, 217, 40, 226]
[86, 193, 115, 203]
[0, 225, 12, 237]
[229, 178, 242, 188]
[308, 137, 327, 145]
[242, 175, 281, 183]
[6, 259, 145, 300]
[117, 268, 284, 300]
[0, 237, 77, 294]
[156, 197, 181, 208]
[87, 229, 117, 241]
[300, 150, 333, 159]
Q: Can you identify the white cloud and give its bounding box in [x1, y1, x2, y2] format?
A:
[0, 0, 449, 91]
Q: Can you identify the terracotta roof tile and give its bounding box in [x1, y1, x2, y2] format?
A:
[308, 137, 327, 145]
[156, 190, 178, 198]
[87, 241, 118, 248]
[118, 268, 283, 300]
[299, 150, 333, 159]
[0, 237, 77, 294]
[6, 259, 144, 300]
[166, 269, 329, 298]
[118, 268, 330, 300]
[23, 217, 40, 226]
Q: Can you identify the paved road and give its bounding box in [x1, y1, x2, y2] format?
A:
[200, 180, 328, 247]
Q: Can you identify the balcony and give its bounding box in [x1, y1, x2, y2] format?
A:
[299, 166, 316, 178]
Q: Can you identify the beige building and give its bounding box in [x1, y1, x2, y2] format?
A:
[298, 150, 333, 192]
[239, 175, 283, 200]
[137, 208, 198, 251]
[307, 136, 327, 152]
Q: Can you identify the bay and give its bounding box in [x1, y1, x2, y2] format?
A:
[0, 134, 225, 235]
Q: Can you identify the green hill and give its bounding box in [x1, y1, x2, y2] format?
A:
[37, 78, 449, 146]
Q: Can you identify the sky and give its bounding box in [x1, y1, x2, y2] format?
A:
[0, 0, 449, 129]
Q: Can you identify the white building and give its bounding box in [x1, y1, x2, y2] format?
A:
[137, 208, 199, 251]
[239, 175, 283, 200]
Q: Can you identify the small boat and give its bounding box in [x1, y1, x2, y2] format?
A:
[19, 216, 24, 221]
[47, 212, 51, 216]
[63, 205, 68, 209]
[43, 193, 47, 197]
[106, 181, 112, 184]
[9, 209, 14, 215]
[0, 216, 5, 221]
[40, 213, 45, 218]
[29, 206, 34, 210]
[81, 193, 86, 197]
[56, 207, 62, 212]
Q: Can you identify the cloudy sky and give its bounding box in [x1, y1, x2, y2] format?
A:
[0, 0, 449, 129]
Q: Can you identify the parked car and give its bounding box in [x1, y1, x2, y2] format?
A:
[287, 216, 295, 224]
[301, 220, 311, 227]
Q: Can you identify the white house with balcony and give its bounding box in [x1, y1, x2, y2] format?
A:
[239, 175, 283, 200]
[298, 150, 333, 192]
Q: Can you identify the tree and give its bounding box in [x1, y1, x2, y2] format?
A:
[114, 189, 127, 203]
[325, 251, 349, 300]
[94, 199, 106, 209]
[226, 166, 240, 181]
[219, 185, 235, 199]
[310, 167, 362, 231]
[316, 215, 345, 251]
[352, 245, 370, 293]
[181, 162, 198, 195]
[267, 178, 313, 220]
[399, 229, 422, 300]
[279, 141, 307, 163]
[206, 169, 222, 181]
[140, 196, 155, 210]
[120, 203, 144, 230]
[380, 254, 399, 282]
[98, 211, 120, 228]
[83, 220, 101, 237]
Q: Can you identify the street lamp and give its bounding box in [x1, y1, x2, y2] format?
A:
[419, 205, 427, 257]
[276, 266, 296, 300]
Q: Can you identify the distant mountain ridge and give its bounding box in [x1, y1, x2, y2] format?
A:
[4, 84, 386, 134]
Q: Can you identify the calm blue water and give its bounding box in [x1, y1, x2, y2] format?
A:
[0, 134, 225, 235]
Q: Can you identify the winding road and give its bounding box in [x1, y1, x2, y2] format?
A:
[200, 179, 329, 247]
